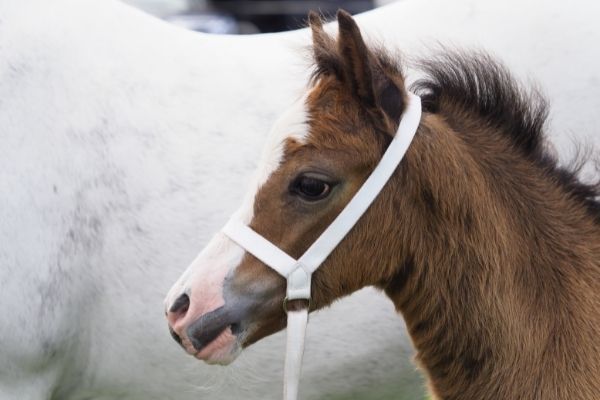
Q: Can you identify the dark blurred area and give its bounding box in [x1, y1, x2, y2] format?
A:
[125, 0, 383, 34]
[200, 1, 375, 33]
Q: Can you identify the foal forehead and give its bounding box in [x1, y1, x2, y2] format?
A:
[269, 95, 310, 145]
[258, 80, 362, 186]
[253, 95, 310, 189]
[233, 96, 311, 224]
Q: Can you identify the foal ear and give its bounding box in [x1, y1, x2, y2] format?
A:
[308, 11, 324, 37]
[336, 10, 377, 109]
[308, 11, 340, 77]
[337, 10, 406, 128]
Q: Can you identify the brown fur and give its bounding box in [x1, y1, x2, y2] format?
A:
[229, 10, 600, 399]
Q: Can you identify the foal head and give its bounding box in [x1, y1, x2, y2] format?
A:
[165, 11, 415, 364]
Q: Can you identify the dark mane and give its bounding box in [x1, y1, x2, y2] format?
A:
[411, 50, 600, 223]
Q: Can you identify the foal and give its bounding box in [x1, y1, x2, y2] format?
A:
[166, 11, 600, 399]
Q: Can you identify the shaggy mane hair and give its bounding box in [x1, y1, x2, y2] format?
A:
[411, 50, 600, 223]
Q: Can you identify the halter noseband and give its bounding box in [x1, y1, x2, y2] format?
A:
[223, 92, 422, 400]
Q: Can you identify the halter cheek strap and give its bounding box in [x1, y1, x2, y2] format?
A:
[223, 92, 422, 400]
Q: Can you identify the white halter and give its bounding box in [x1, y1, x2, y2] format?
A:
[223, 92, 422, 400]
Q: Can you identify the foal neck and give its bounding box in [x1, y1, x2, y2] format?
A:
[382, 114, 600, 400]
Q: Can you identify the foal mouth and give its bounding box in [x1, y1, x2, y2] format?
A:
[186, 306, 242, 355]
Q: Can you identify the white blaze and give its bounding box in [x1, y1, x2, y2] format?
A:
[233, 94, 310, 224]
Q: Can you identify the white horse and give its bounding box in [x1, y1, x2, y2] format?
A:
[1, 0, 598, 399]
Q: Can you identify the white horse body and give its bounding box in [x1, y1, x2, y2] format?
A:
[0, 0, 598, 399]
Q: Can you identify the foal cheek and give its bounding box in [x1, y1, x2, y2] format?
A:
[225, 260, 290, 341]
[230, 256, 287, 299]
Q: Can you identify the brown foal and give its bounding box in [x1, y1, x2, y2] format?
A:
[167, 10, 600, 400]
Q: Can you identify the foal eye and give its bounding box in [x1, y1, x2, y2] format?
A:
[291, 176, 332, 201]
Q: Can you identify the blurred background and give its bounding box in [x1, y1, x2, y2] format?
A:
[124, 0, 398, 34]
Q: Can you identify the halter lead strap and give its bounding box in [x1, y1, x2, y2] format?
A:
[223, 92, 422, 400]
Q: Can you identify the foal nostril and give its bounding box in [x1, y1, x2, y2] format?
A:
[167, 293, 191, 346]
[169, 293, 190, 315]
[167, 292, 190, 326]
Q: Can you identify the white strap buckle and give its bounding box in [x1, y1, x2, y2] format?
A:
[286, 264, 311, 301]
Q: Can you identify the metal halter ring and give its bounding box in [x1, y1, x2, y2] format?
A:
[283, 297, 311, 314]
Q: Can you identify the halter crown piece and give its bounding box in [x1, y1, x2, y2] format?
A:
[223, 92, 422, 400]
